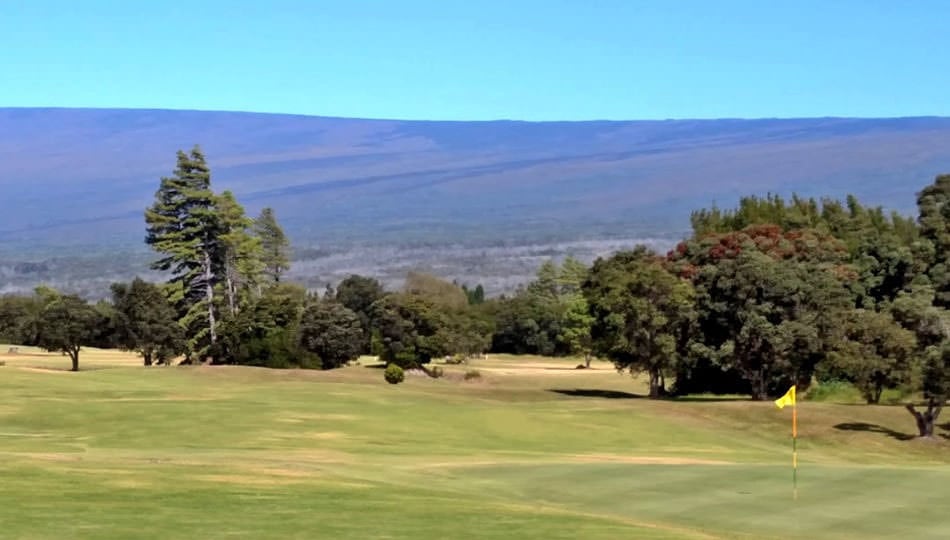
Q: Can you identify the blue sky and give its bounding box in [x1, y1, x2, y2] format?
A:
[2, 0, 950, 121]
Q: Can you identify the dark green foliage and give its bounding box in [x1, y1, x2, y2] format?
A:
[916, 174, 950, 308]
[110, 278, 186, 366]
[370, 274, 492, 368]
[298, 301, 364, 369]
[35, 294, 100, 371]
[463, 284, 486, 305]
[0, 294, 44, 345]
[214, 284, 317, 368]
[384, 363, 405, 384]
[488, 293, 562, 356]
[489, 258, 589, 356]
[253, 207, 291, 284]
[335, 274, 386, 353]
[889, 284, 947, 351]
[827, 310, 917, 404]
[584, 247, 694, 398]
[671, 226, 853, 399]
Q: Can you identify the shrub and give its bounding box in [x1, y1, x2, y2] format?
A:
[444, 354, 467, 365]
[384, 364, 405, 384]
[807, 379, 862, 403]
[463, 369, 482, 381]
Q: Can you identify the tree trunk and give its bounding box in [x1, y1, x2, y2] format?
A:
[905, 401, 943, 438]
[143, 351, 153, 367]
[202, 250, 217, 344]
[584, 353, 591, 368]
[225, 266, 237, 316]
[749, 371, 767, 401]
[69, 348, 79, 372]
[648, 368, 663, 399]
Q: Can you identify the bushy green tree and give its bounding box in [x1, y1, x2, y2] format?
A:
[585, 247, 694, 397]
[0, 294, 44, 345]
[558, 294, 594, 367]
[298, 301, 364, 369]
[828, 310, 917, 404]
[489, 258, 590, 357]
[916, 174, 950, 308]
[672, 226, 853, 399]
[35, 294, 100, 371]
[110, 278, 186, 366]
[335, 274, 386, 354]
[214, 283, 316, 368]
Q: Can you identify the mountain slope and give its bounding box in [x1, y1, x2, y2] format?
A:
[3, 109, 950, 251]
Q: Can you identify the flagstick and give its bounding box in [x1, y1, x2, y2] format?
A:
[792, 398, 798, 500]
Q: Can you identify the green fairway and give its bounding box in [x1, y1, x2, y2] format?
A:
[1, 348, 948, 539]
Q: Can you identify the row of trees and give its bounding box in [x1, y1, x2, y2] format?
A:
[1, 148, 947, 437]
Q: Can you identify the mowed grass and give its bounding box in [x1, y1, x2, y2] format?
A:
[1, 347, 949, 539]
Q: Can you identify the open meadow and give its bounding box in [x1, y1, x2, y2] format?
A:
[1, 347, 949, 539]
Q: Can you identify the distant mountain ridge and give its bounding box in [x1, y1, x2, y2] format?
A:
[2, 108, 950, 254]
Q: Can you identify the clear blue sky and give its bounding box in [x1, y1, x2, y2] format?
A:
[3, 0, 950, 121]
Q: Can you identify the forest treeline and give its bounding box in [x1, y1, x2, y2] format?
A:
[0, 148, 948, 436]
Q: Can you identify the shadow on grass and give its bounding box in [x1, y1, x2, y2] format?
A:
[669, 396, 752, 403]
[548, 389, 756, 401]
[548, 388, 644, 399]
[834, 422, 916, 441]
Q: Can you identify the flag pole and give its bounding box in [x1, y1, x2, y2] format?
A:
[792, 393, 798, 500]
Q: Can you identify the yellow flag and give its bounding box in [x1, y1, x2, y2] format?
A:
[774, 385, 796, 409]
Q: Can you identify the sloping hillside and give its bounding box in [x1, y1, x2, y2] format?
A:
[2, 109, 950, 295]
[3, 109, 950, 249]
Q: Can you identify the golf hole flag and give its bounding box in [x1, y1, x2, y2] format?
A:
[774, 385, 796, 409]
[774, 384, 798, 499]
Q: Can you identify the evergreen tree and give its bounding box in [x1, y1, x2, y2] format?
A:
[145, 146, 222, 358]
[216, 191, 264, 314]
[253, 207, 291, 283]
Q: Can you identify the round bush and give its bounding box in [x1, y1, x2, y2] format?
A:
[384, 364, 405, 385]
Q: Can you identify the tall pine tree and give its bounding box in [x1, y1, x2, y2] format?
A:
[253, 207, 291, 284]
[216, 191, 264, 314]
[145, 146, 222, 358]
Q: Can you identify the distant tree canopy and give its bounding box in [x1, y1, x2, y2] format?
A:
[2, 161, 948, 437]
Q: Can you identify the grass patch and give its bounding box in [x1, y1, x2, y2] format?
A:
[1, 348, 948, 538]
